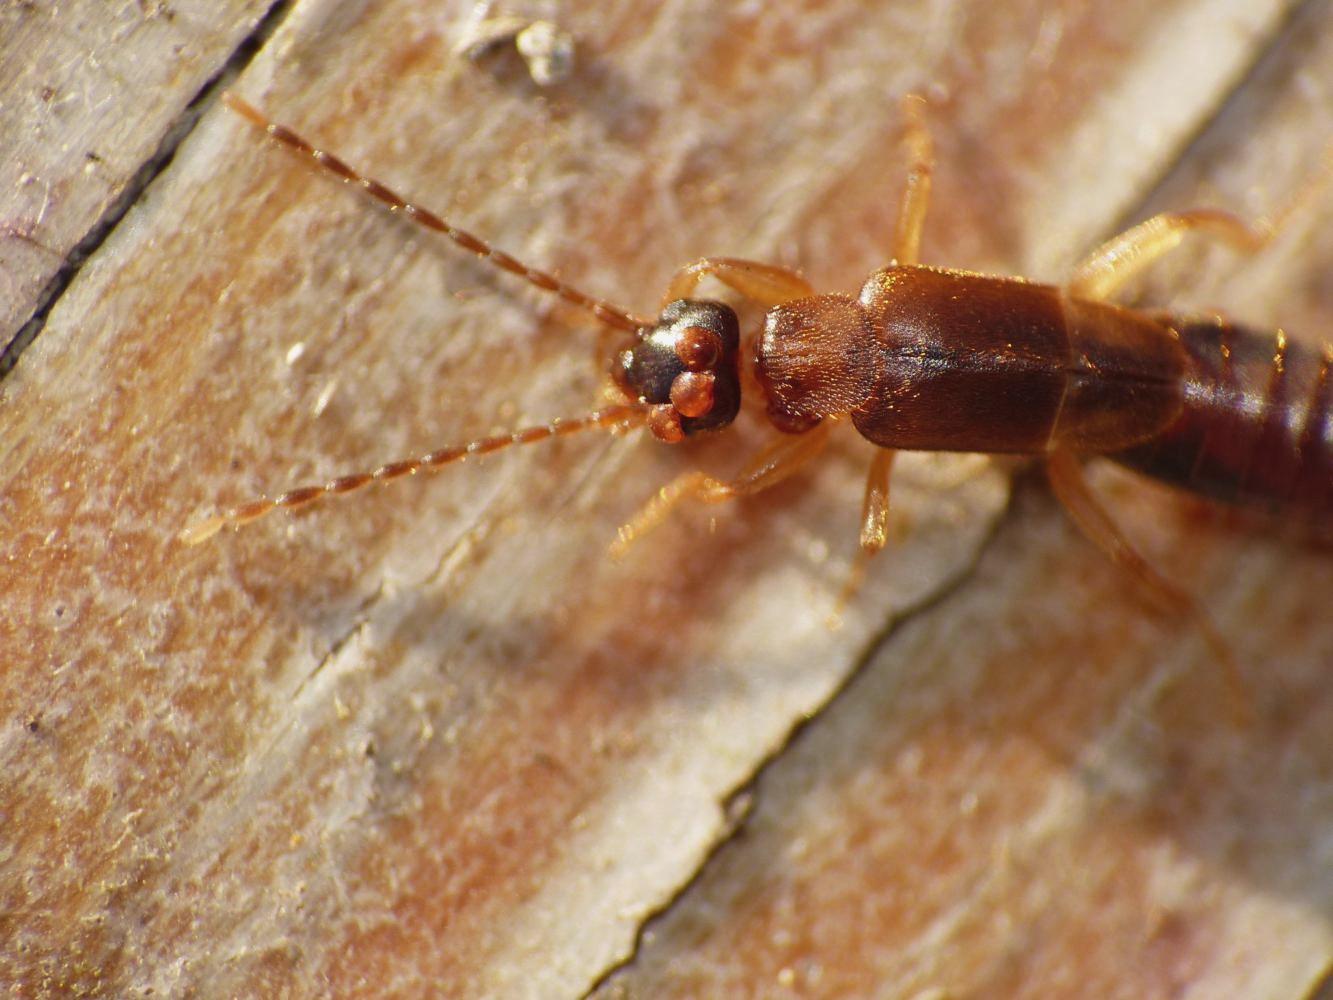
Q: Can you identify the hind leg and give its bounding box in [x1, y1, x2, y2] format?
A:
[1045, 450, 1251, 725]
[1069, 209, 1273, 300]
[1071, 148, 1333, 300]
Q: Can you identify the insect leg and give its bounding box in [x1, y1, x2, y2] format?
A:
[829, 449, 898, 622]
[1070, 147, 1333, 300]
[659, 95, 935, 305]
[893, 94, 933, 266]
[662, 257, 814, 307]
[1068, 210, 1272, 300]
[859, 448, 897, 554]
[610, 423, 830, 557]
[1044, 450, 1251, 725]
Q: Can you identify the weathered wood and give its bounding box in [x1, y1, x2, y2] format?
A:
[1, 0, 1328, 996]
[0, 0, 276, 374]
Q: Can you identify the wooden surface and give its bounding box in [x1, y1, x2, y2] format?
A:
[2, 0, 1331, 997]
[0, 0, 274, 374]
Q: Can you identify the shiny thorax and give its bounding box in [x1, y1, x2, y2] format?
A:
[756, 264, 1331, 518]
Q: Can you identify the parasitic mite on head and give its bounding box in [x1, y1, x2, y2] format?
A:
[184, 93, 1332, 702]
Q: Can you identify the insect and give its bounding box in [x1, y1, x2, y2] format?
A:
[184, 92, 1330, 685]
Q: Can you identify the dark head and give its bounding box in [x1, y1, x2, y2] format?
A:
[614, 299, 742, 442]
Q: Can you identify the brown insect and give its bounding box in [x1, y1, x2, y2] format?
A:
[184, 93, 1331, 687]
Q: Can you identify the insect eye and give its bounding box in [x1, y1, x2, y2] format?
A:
[669, 371, 716, 418]
[674, 326, 722, 372]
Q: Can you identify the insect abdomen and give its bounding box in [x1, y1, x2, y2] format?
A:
[1111, 318, 1333, 518]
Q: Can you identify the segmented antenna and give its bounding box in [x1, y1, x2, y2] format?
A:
[222, 93, 653, 332]
[179, 404, 647, 545]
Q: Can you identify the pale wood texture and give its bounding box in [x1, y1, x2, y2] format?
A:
[2, 1, 1330, 997]
[0, 0, 275, 370]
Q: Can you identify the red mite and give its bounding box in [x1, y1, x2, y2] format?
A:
[185, 93, 1331, 690]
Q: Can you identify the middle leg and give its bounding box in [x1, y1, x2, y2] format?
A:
[892, 93, 934, 266]
[831, 448, 898, 620]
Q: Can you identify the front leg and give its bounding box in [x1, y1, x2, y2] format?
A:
[663, 257, 814, 308]
[610, 423, 831, 557]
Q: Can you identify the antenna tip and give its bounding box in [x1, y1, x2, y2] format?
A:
[221, 92, 265, 128]
[178, 515, 225, 546]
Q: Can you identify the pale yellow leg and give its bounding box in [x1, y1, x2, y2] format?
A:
[830, 449, 898, 624]
[611, 423, 830, 557]
[662, 257, 815, 308]
[1045, 450, 1251, 726]
[858, 449, 897, 554]
[1069, 209, 1272, 300]
[1071, 147, 1333, 300]
[893, 94, 934, 266]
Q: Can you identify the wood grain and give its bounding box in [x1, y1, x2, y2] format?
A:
[0, 0, 276, 374]
[1, 0, 1329, 996]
